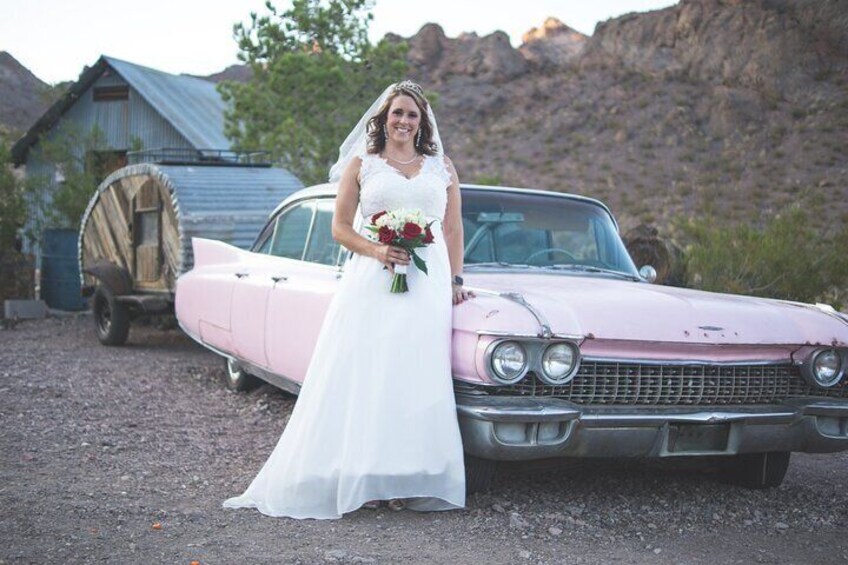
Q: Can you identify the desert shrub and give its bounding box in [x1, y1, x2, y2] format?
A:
[677, 204, 848, 309]
[473, 174, 503, 186]
[0, 137, 25, 249]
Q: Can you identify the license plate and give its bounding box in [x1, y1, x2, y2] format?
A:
[668, 424, 730, 453]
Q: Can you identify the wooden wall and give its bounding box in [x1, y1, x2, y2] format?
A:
[81, 174, 180, 293]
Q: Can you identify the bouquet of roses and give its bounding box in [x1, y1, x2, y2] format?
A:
[365, 208, 436, 293]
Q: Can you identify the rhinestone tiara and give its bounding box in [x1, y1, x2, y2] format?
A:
[395, 80, 424, 95]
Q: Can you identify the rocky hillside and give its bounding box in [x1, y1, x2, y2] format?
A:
[4, 1, 844, 232]
[0, 52, 52, 137]
[403, 0, 848, 231]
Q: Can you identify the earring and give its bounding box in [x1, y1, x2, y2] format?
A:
[383, 124, 388, 140]
[416, 128, 422, 146]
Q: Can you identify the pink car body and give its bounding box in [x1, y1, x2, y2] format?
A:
[176, 184, 848, 489]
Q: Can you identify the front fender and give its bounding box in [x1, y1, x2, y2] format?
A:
[82, 261, 133, 296]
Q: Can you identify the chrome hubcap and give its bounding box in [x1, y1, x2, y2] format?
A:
[226, 358, 241, 383]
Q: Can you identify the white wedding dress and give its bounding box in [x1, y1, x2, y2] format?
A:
[223, 153, 466, 519]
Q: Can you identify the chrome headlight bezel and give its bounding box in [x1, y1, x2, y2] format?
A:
[801, 348, 846, 388]
[538, 342, 581, 385]
[488, 340, 528, 384]
[484, 337, 581, 385]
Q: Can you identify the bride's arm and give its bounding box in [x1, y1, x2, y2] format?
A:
[332, 157, 410, 271]
[442, 156, 472, 304]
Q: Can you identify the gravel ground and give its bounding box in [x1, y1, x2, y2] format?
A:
[2, 315, 847, 564]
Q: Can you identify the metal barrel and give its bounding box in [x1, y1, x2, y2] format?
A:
[40, 229, 87, 311]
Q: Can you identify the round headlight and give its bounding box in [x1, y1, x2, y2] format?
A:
[812, 349, 843, 387]
[540, 343, 579, 384]
[490, 341, 527, 383]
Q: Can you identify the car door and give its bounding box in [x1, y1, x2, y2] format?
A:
[229, 200, 315, 369]
[264, 198, 344, 384]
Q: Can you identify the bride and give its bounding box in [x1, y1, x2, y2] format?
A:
[223, 81, 472, 519]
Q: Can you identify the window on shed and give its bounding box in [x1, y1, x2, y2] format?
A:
[303, 199, 341, 266]
[270, 201, 314, 260]
[93, 85, 129, 102]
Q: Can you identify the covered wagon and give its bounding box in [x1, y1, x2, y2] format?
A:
[79, 154, 302, 344]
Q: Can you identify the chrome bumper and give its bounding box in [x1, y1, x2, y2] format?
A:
[455, 395, 848, 461]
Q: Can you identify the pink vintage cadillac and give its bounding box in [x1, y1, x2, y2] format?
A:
[175, 184, 848, 492]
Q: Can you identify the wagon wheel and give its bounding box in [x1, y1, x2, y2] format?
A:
[92, 286, 130, 346]
[225, 358, 261, 392]
[719, 451, 790, 489]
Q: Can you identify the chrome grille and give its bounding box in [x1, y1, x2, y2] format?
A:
[470, 361, 848, 405]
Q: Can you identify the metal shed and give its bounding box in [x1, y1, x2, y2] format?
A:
[78, 158, 302, 344]
[11, 55, 237, 265]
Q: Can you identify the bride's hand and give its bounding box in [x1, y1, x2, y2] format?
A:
[452, 285, 474, 305]
[373, 244, 410, 274]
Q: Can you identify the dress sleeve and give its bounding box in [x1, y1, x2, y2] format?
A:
[358, 154, 377, 184]
[434, 155, 452, 189]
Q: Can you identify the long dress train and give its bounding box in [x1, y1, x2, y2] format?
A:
[223, 153, 466, 519]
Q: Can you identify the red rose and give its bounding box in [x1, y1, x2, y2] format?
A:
[423, 226, 434, 244]
[371, 210, 387, 224]
[377, 226, 396, 244]
[401, 222, 422, 240]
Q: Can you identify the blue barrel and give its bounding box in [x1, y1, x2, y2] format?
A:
[40, 228, 87, 311]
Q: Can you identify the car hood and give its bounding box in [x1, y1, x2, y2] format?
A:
[457, 272, 848, 346]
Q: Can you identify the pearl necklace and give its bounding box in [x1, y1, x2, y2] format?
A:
[386, 153, 420, 165]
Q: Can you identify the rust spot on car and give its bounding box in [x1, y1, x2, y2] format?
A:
[586, 333, 595, 339]
[684, 330, 690, 337]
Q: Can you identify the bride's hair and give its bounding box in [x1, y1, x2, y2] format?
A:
[366, 82, 438, 156]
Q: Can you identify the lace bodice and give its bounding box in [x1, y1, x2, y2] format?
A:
[358, 154, 451, 221]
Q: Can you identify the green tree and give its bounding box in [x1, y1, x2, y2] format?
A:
[677, 204, 848, 309]
[26, 124, 122, 239]
[220, 0, 408, 185]
[0, 135, 26, 249]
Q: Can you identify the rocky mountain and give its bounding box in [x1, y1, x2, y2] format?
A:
[4, 1, 844, 233]
[400, 0, 848, 232]
[201, 63, 252, 83]
[519, 17, 588, 67]
[0, 52, 52, 137]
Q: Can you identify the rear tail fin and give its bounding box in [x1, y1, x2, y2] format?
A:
[191, 238, 243, 269]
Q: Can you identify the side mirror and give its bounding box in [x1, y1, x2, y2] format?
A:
[639, 265, 657, 283]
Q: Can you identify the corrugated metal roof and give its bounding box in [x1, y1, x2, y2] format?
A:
[104, 57, 230, 150]
[12, 55, 231, 164]
[78, 163, 304, 276]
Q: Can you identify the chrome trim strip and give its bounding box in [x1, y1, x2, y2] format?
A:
[457, 404, 581, 423]
[475, 330, 585, 340]
[578, 410, 799, 427]
[239, 359, 302, 396]
[579, 356, 792, 367]
[456, 396, 581, 422]
[454, 395, 805, 426]
[501, 292, 552, 338]
[467, 287, 553, 338]
[802, 402, 848, 417]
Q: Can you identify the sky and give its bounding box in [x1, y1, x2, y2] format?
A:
[2, 0, 678, 85]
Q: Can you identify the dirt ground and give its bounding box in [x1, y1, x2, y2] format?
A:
[2, 316, 847, 564]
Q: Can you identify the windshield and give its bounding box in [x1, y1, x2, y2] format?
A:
[461, 189, 638, 276]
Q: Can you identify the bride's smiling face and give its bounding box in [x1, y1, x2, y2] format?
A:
[385, 94, 421, 146]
